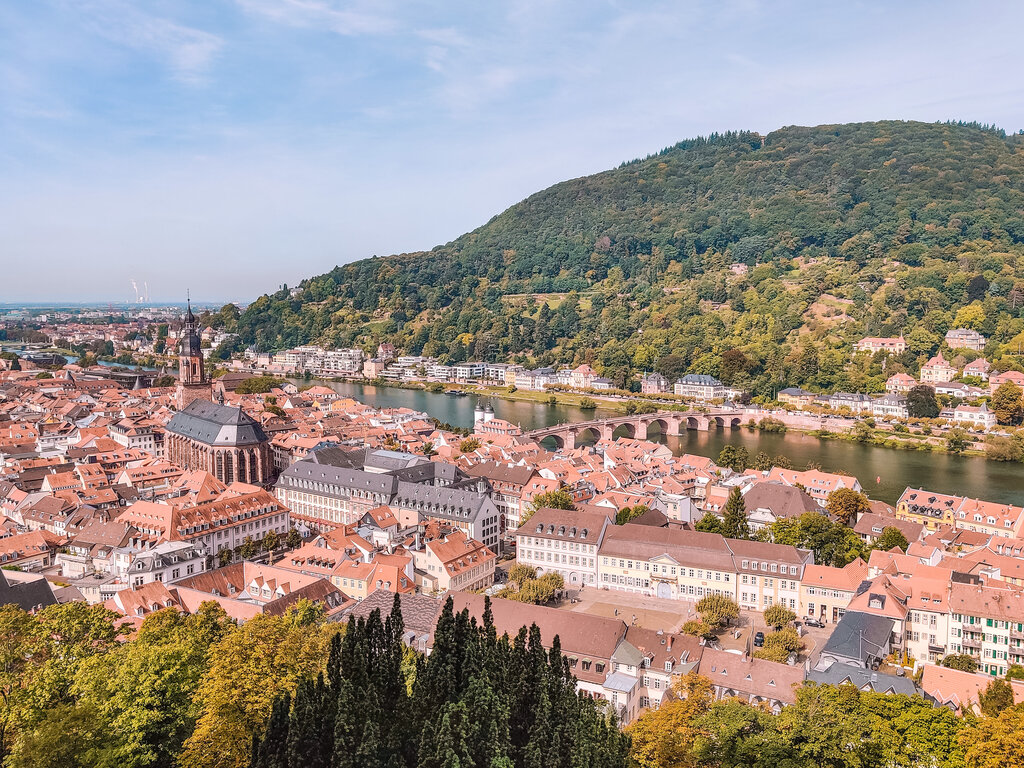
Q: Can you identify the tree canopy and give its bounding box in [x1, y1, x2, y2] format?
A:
[250, 594, 629, 768]
[222, 121, 1024, 396]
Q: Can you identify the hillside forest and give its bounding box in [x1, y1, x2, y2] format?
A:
[208, 121, 1024, 396]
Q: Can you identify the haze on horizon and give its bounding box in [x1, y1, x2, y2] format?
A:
[2, 0, 1023, 304]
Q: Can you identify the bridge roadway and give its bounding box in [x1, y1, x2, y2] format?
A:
[525, 409, 746, 449]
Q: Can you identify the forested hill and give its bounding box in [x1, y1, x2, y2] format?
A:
[219, 120, 1024, 395]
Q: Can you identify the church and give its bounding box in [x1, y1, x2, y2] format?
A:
[166, 300, 272, 485]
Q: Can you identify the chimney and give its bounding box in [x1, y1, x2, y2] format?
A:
[667, 636, 673, 652]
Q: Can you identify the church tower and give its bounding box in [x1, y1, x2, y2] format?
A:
[176, 298, 212, 409]
[179, 299, 205, 384]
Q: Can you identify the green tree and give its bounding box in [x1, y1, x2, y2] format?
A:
[941, 653, 979, 673]
[615, 505, 648, 525]
[753, 451, 773, 471]
[694, 510, 725, 535]
[459, 438, 481, 453]
[286, 529, 303, 549]
[763, 604, 796, 630]
[519, 489, 574, 525]
[506, 564, 537, 588]
[961, 704, 1024, 768]
[986, 435, 1024, 462]
[992, 382, 1024, 426]
[71, 605, 233, 768]
[874, 526, 910, 552]
[721, 487, 749, 540]
[182, 613, 337, 768]
[907, 385, 940, 418]
[696, 594, 740, 628]
[946, 427, 971, 454]
[753, 627, 800, 663]
[771, 513, 868, 567]
[239, 537, 259, 560]
[717, 445, 750, 472]
[980, 679, 1016, 717]
[235, 376, 284, 395]
[262, 531, 281, 555]
[825, 488, 871, 526]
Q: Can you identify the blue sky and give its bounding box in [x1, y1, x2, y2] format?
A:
[2, 1, 1023, 303]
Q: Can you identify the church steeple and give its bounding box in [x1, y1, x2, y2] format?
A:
[178, 295, 205, 386]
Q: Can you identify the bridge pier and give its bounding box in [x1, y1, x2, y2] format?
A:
[635, 421, 648, 440]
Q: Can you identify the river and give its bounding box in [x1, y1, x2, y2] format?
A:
[296, 380, 1021, 505]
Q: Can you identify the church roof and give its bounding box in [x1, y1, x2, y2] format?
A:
[166, 399, 268, 447]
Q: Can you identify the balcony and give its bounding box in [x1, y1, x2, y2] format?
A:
[962, 636, 982, 649]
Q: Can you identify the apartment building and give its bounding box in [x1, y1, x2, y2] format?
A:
[854, 336, 906, 354]
[921, 352, 957, 384]
[673, 374, 725, 401]
[765, 467, 862, 507]
[515, 506, 612, 586]
[117, 489, 290, 555]
[945, 328, 986, 352]
[463, 461, 536, 530]
[871, 394, 909, 419]
[411, 529, 496, 593]
[896, 488, 1024, 538]
[452, 361, 486, 382]
[591, 524, 811, 604]
[731, 539, 811, 613]
[948, 582, 1024, 677]
[800, 558, 868, 624]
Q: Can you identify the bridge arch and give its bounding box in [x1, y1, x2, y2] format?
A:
[611, 422, 637, 440]
[539, 433, 565, 450]
[574, 426, 602, 446]
[684, 416, 701, 430]
[645, 417, 672, 438]
[708, 415, 742, 430]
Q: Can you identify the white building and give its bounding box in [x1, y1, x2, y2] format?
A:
[941, 403, 996, 430]
[673, 374, 725, 401]
[453, 361, 486, 382]
[945, 328, 986, 352]
[872, 394, 908, 420]
[515, 507, 611, 587]
[126, 540, 208, 588]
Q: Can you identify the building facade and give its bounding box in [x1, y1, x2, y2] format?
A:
[166, 399, 272, 486]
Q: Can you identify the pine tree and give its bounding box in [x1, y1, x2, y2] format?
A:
[251, 598, 631, 768]
[721, 486, 749, 539]
[254, 690, 290, 768]
[330, 680, 358, 768]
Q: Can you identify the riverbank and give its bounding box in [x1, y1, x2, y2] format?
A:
[296, 375, 1008, 462]
[797, 425, 988, 459]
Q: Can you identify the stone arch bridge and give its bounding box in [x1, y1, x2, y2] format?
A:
[526, 410, 745, 450]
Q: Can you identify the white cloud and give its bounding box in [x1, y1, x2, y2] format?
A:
[235, 0, 396, 36]
[72, 1, 223, 84]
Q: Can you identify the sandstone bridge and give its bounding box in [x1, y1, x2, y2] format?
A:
[525, 410, 746, 450]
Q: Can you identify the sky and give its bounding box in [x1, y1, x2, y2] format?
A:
[2, 1, 1024, 304]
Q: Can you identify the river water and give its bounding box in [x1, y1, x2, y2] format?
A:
[297, 381, 1022, 505]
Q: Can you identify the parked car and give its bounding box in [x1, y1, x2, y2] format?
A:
[802, 616, 824, 628]
[753, 631, 765, 647]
